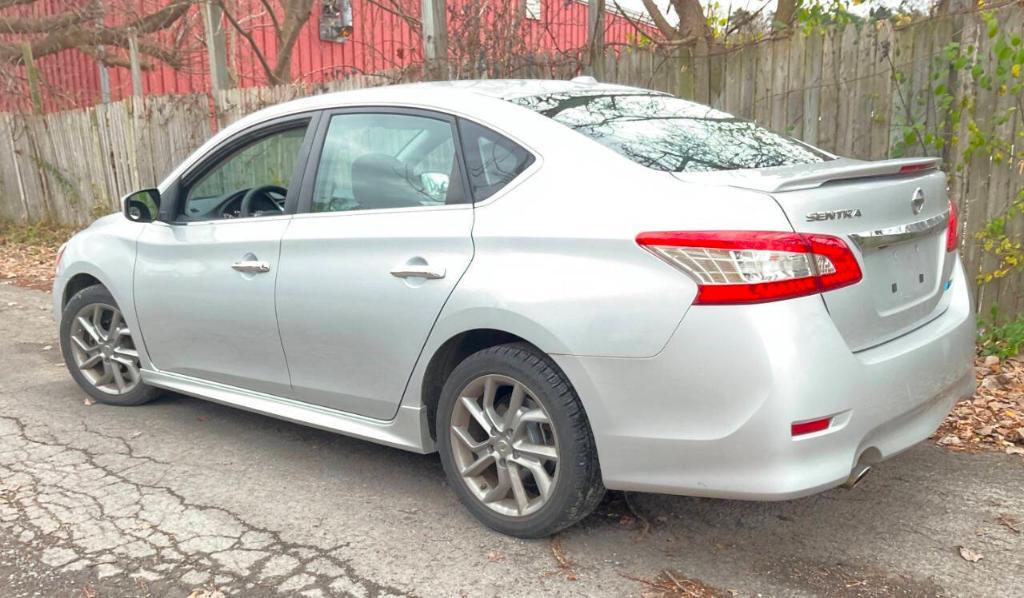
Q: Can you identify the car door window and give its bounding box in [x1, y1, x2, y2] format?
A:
[311, 113, 463, 213]
[183, 125, 308, 220]
[457, 119, 535, 202]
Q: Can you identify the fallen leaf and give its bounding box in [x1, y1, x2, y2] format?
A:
[996, 513, 1020, 533]
[549, 537, 577, 581]
[934, 356, 1024, 456]
[959, 546, 983, 562]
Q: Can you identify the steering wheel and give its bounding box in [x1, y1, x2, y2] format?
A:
[239, 185, 288, 218]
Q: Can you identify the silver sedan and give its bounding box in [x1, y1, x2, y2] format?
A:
[54, 79, 976, 537]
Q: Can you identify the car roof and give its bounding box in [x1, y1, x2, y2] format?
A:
[233, 79, 660, 125]
[388, 78, 658, 99]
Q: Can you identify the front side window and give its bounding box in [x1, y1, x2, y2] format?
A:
[184, 125, 308, 220]
[509, 92, 831, 173]
[311, 112, 463, 213]
[458, 120, 535, 202]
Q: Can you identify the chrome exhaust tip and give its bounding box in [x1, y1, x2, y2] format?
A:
[843, 464, 872, 489]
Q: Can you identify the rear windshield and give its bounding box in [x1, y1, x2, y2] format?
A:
[509, 92, 831, 172]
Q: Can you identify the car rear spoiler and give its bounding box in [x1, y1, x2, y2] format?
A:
[671, 158, 942, 193]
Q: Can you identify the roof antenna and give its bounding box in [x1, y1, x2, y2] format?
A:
[571, 75, 598, 85]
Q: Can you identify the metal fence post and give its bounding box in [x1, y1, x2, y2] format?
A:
[421, 0, 448, 80]
[202, 1, 231, 92]
[587, 0, 605, 79]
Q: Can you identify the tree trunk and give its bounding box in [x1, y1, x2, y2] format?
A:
[774, 0, 797, 32]
[640, 0, 712, 44]
[272, 0, 314, 84]
[672, 0, 711, 43]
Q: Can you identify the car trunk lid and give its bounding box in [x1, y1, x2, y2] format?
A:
[675, 158, 956, 351]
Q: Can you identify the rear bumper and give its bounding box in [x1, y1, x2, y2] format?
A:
[553, 256, 976, 499]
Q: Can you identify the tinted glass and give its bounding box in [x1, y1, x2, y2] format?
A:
[510, 93, 830, 172]
[458, 120, 535, 201]
[185, 125, 307, 219]
[312, 113, 462, 212]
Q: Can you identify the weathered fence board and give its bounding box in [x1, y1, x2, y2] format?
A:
[0, 11, 1022, 315]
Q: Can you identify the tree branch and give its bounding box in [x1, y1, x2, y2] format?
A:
[215, 0, 277, 83]
[0, 0, 36, 9]
[365, 0, 421, 31]
[726, 1, 770, 35]
[639, 0, 678, 40]
[271, 0, 313, 82]
[78, 45, 155, 71]
[0, 2, 100, 34]
[612, 0, 655, 43]
[0, 0, 192, 66]
[260, 0, 282, 37]
[129, 1, 194, 34]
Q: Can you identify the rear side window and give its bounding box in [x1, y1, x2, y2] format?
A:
[310, 112, 463, 212]
[457, 120, 535, 201]
[509, 93, 830, 173]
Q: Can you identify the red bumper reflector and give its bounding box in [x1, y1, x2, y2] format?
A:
[791, 417, 831, 437]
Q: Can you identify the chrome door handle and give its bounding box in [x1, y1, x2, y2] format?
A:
[231, 260, 271, 273]
[390, 264, 446, 280]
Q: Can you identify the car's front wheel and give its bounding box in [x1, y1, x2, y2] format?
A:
[60, 284, 158, 406]
[437, 343, 605, 537]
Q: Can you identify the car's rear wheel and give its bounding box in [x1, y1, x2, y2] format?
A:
[437, 343, 604, 537]
[60, 285, 158, 406]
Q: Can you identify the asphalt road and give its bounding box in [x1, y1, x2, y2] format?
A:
[1, 282, 1022, 597]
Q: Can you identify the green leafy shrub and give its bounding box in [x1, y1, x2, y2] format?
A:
[977, 307, 1024, 359]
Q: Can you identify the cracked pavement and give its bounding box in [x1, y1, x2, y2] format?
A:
[0, 282, 1022, 597]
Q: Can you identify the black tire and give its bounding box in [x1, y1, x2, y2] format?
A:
[436, 342, 605, 537]
[60, 284, 159, 406]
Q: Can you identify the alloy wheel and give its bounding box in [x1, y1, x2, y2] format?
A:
[68, 303, 142, 395]
[449, 374, 559, 517]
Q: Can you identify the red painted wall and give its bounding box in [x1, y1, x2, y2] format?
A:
[1, 0, 653, 112]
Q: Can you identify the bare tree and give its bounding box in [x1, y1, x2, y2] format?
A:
[215, 0, 314, 85]
[638, 0, 712, 45]
[0, 0, 194, 67]
[368, 0, 581, 80]
[447, 0, 531, 78]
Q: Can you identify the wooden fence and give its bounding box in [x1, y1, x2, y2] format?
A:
[0, 9, 1022, 314]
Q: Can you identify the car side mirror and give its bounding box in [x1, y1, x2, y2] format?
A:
[419, 172, 449, 202]
[122, 188, 161, 223]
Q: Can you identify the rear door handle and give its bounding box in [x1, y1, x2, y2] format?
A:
[232, 260, 271, 274]
[390, 264, 446, 280]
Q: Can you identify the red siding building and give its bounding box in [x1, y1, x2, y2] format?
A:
[1, 1, 652, 112]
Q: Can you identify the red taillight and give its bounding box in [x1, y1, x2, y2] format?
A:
[636, 231, 862, 305]
[946, 200, 959, 252]
[898, 163, 934, 174]
[791, 417, 832, 437]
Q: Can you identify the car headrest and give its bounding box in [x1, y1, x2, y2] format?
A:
[351, 153, 422, 210]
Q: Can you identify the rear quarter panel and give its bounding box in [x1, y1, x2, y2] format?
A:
[417, 112, 797, 362]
